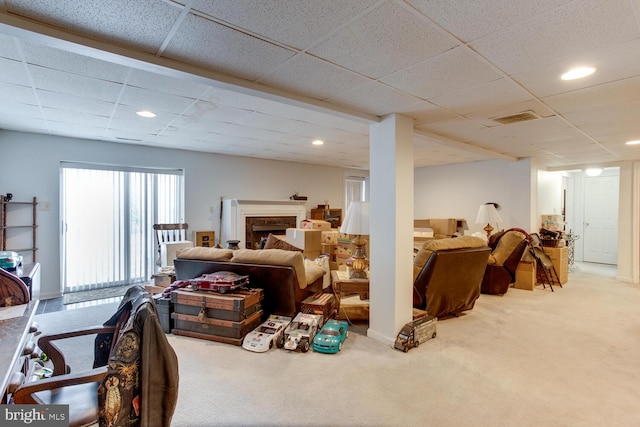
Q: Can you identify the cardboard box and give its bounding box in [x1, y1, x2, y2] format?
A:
[192, 231, 215, 247]
[514, 261, 536, 291]
[321, 230, 339, 244]
[286, 228, 322, 253]
[160, 241, 194, 267]
[300, 219, 332, 230]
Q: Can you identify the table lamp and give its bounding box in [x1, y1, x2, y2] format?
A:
[340, 201, 369, 279]
[475, 203, 503, 238]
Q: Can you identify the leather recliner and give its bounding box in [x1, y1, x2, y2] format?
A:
[480, 229, 529, 295]
[413, 236, 491, 318]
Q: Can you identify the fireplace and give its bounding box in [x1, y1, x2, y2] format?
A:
[221, 199, 306, 249]
[245, 216, 297, 249]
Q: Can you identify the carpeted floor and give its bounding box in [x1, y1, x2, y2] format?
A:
[34, 263, 640, 426]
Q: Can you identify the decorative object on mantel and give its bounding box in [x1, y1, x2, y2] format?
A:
[340, 201, 369, 279]
[290, 192, 307, 200]
[227, 240, 241, 250]
[475, 203, 503, 238]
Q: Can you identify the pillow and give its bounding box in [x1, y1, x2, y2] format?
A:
[263, 233, 302, 252]
[231, 248, 308, 289]
[175, 247, 233, 261]
[489, 231, 526, 266]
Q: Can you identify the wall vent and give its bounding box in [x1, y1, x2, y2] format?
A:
[492, 110, 541, 125]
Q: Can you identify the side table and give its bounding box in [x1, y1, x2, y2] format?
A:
[330, 270, 369, 321]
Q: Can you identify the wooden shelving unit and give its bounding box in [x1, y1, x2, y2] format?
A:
[0, 195, 38, 262]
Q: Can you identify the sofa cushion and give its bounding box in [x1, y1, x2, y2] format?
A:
[263, 233, 302, 252]
[303, 258, 325, 285]
[414, 236, 487, 282]
[231, 249, 308, 289]
[488, 230, 526, 266]
[175, 246, 234, 261]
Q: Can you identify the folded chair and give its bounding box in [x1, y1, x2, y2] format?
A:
[529, 233, 562, 291]
[13, 286, 179, 427]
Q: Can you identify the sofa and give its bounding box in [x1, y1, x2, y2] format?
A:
[412, 236, 491, 318]
[173, 246, 325, 318]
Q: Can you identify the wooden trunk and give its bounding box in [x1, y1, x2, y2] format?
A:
[171, 288, 264, 322]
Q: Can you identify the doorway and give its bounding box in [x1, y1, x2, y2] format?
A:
[61, 163, 184, 293]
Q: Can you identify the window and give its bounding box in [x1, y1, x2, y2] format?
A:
[344, 175, 368, 210]
[61, 162, 184, 292]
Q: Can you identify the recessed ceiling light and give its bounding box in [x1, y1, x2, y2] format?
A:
[585, 168, 603, 177]
[136, 110, 156, 118]
[561, 66, 596, 80]
[312, 139, 324, 146]
[625, 140, 640, 145]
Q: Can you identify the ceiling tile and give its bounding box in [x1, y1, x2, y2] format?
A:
[464, 99, 556, 128]
[28, 65, 123, 102]
[381, 46, 502, 100]
[0, 57, 30, 86]
[543, 76, 640, 114]
[164, 14, 296, 81]
[327, 82, 423, 116]
[37, 90, 116, 116]
[126, 69, 212, 99]
[0, 82, 38, 105]
[563, 100, 640, 128]
[429, 78, 533, 115]
[180, 101, 253, 124]
[258, 53, 371, 101]
[42, 107, 110, 128]
[513, 39, 640, 99]
[406, 0, 572, 43]
[470, 0, 640, 75]
[6, 0, 181, 54]
[119, 85, 196, 115]
[21, 40, 130, 83]
[309, 1, 457, 79]
[190, 0, 374, 50]
[0, 34, 21, 60]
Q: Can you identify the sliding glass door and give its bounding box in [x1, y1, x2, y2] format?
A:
[61, 163, 184, 293]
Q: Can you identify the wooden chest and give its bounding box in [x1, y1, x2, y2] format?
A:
[171, 309, 262, 345]
[170, 288, 263, 322]
[301, 292, 337, 322]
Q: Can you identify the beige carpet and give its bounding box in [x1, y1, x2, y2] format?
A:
[34, 263, 640, 426]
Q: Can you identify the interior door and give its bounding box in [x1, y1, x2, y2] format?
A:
[583, 175, 619, 264]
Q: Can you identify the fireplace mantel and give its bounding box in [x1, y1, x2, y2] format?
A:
[221, 199, 306, 249]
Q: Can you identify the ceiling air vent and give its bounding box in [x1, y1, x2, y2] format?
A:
[492, 110, 541, 125]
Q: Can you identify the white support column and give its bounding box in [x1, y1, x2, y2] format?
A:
[367, 114, 414, 346]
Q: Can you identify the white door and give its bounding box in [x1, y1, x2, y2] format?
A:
[583, 175, 618, 264]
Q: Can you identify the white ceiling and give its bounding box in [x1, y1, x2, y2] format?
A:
[0, 0, 639, 170]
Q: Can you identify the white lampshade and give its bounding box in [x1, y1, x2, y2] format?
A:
[340, 201, 369, 235]
[475, 203, 502, 226]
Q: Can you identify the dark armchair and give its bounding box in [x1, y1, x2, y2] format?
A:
[13, 286, 179, 427]
[413, 236, 491, 318]
[480, 228, 530, 295]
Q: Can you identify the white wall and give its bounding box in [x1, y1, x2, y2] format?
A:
[414, 158, 535, 234]
[537, 170, 564, 222]
[0, 130, 357, 299]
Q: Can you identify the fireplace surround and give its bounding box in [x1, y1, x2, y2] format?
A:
[221, 199, 306, 249]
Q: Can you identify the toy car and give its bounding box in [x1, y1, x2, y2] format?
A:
[0, 251, 22, 270]
[312, 319, 349, 354]
[242, 315, 292, 353]
[172, 271, 249, 294]
[283, 312, 323, 353]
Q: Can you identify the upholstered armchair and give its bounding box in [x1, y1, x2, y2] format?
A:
[412, 236, 491, 318]
[480, 229, 530, 295]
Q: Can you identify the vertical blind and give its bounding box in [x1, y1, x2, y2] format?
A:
[344, 175, 368, 210]
[61, 162, 184, 292]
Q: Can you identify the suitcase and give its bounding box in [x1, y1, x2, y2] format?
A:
[171, 309, 263, 342]
[170, 288, 263, 322]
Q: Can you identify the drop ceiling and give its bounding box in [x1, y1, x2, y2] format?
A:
[0, 0, 639, 170]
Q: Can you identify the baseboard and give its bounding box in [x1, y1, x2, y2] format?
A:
[39, 291, 62, 300]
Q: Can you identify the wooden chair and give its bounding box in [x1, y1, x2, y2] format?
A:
[13, 286, 179, 427]
[0, 267, 30, 307]
[153, 223, 188, 264]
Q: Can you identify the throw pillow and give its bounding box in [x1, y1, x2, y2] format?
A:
[175, 247, 234, 261]
[489, 231, 526, 266]
[263, 233, 302, 252]
[303, 258, 326, 286]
